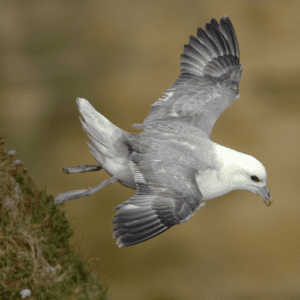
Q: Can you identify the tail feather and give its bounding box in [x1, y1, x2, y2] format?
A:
[76, 98, 136, 188]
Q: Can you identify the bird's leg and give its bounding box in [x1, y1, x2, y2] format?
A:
[53, 175, 118, 204]
[62, 164, 102, 174]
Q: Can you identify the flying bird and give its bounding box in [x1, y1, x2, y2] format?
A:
[54, 16, 272, 247]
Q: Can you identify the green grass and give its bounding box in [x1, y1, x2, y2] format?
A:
[0, 130, 110, 300]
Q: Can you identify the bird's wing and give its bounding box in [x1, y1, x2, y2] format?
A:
[133, 16, 242, 138]
[112, 133, 204, 247]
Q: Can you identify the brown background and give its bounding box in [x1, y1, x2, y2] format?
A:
[1, 0, 300, 299]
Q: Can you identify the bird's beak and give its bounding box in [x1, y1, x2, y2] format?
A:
[257, 185, 272, 206]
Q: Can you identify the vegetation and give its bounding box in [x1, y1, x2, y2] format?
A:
[0, 130, 110, 299]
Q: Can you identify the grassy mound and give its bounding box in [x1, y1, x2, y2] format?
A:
[0, 130, 110, 300]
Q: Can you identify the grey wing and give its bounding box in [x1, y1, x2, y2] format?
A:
[133, 16, 243, 138]
[112, 150, 204, 247]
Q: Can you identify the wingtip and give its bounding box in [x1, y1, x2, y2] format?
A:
[116, 239, 125, 247]
[179, 14, 241, 78]
[209, 15, 231, 25]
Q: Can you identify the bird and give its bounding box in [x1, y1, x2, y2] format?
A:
[54, 16, 272, 247]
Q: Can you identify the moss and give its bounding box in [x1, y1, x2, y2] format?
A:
[0, 130, 110, 300]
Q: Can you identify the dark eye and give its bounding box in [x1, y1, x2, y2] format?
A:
[251, 175, 260, 182]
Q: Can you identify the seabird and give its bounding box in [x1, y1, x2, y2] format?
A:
[54, 16, 272, 247]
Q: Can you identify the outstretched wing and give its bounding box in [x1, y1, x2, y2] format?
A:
[112, 141, 204, 247]
[133, 16, 242, 138]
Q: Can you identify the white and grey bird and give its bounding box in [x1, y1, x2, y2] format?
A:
[54, 16, 272, 247]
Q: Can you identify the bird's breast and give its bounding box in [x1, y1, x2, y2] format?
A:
[195, 169, 233, 200]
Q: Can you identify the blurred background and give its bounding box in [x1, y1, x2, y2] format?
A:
[1, 0, 300, 299]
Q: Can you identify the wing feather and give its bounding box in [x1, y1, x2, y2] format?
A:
[112, 131, 205, 247]
[132, 16, 243, 138]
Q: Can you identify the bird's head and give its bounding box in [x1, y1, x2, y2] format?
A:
[219, 149, 272, 206]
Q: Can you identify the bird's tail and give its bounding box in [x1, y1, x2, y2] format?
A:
[76, 98, 137, 189]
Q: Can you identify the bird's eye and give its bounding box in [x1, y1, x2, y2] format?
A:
[251, 175, 260, 182]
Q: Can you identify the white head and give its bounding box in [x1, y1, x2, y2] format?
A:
[218, 148, 272, 205]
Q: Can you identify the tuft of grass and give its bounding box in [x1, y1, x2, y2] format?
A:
[0, 130, 111, 300]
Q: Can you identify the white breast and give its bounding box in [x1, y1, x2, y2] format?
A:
[195, 169, 234, 200]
